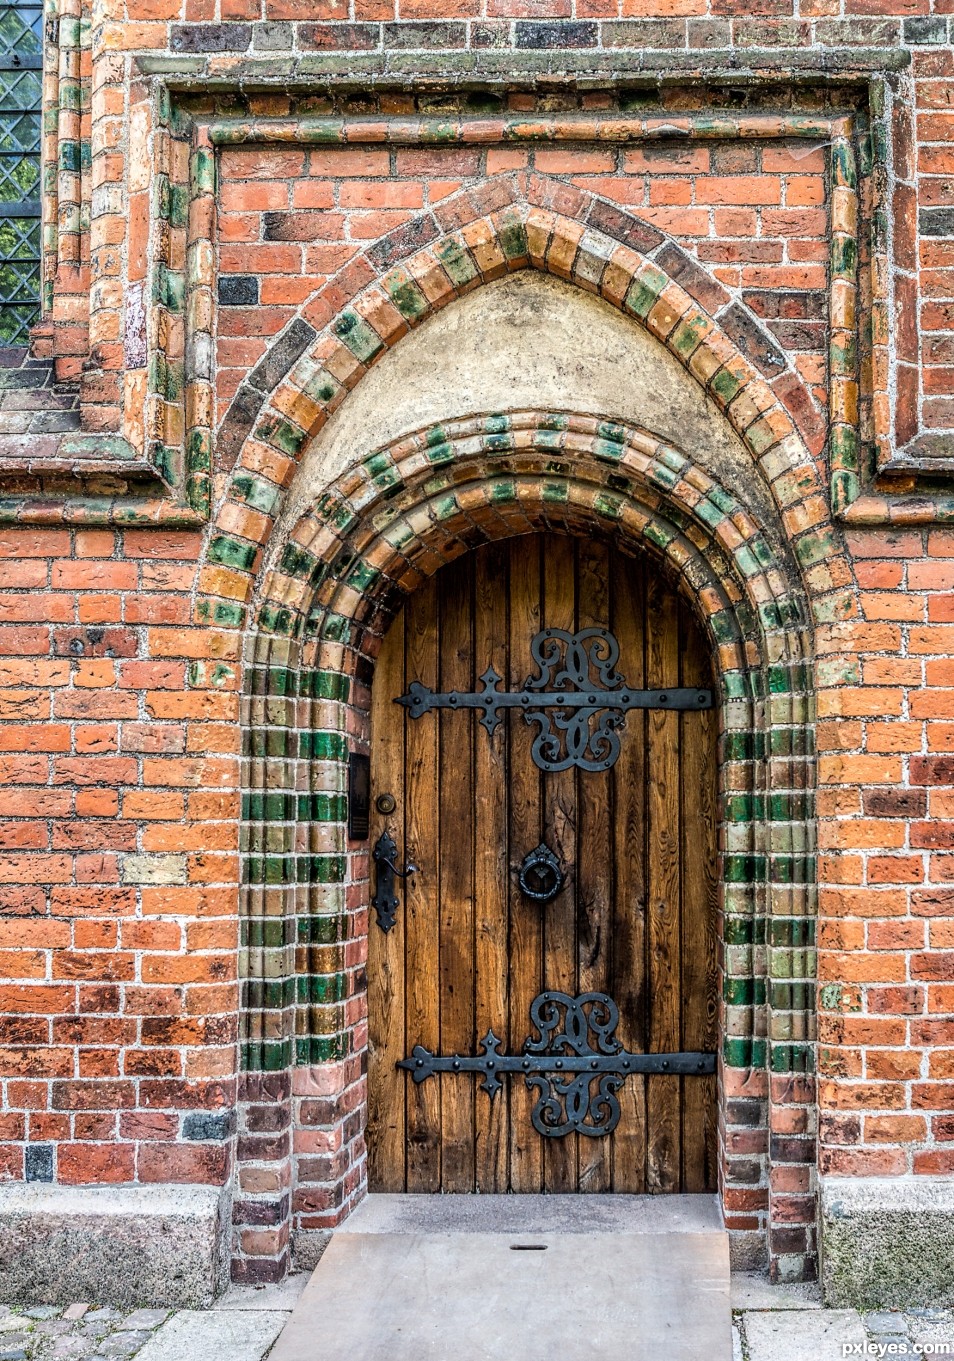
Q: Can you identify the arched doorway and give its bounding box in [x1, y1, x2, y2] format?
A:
[367, 533, 719, 1195]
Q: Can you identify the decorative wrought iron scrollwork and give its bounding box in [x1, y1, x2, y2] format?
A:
[399, 990, 715, 1139]
[395, 627, 712, 772]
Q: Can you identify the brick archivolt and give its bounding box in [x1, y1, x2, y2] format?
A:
[237, 406, 821, 1273]
[206, 186, 854, 636]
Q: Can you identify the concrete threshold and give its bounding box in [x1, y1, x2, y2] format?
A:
[270, 1195, 731, 1361]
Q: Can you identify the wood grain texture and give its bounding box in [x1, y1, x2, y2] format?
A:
[507, 536, 544, 1193]
[403, 576, 441, 1192]
[367, 537, 717, 1194]
[474, 543, 510, 1191]
[367, 608, 406, 1191]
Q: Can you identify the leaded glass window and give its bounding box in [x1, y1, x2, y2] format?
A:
[0, 1, 41, 346]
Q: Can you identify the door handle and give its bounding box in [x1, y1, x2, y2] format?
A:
[371, 830, 418, 933]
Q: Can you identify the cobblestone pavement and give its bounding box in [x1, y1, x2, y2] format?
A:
[0, 1305, 173, 1361]
[732, 1275, 954, 1360]
[4, 1275, 954, 1361]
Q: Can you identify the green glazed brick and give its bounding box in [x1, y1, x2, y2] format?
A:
[300, 367, 342, 407]
[346, 559, 379, 592]
[435, 237, 479, 289]
[304, 973, 347, 1004]
[726, 793, 764, 823]
[297, 914, 344, 945]
[257, 603, 295, 637]
[771, 981, 813, 1012]
[189, 145, 215, 196]
[279, 541, 318, 580]
[771, 1043, 814, 1074]
[770, 918, 815, 948]
[235, 472, 282, 518]
[199, 599, 244, 628]
[710, 365, 745, 408]
[623, 264, 667, 321]
[304, 1034, 349, 1064]
[498, 213, 529, 262]
[830, 139, 857, 189]
[334, 308, 385, 363]
[320, 612, 352, 644]
[723, 1037, 767, 1069]
[364, 451, 393, 478]
[170, 181, 190, 230]
[154, 263, 185, 313]
[306, 791, 347, 822]
[384, 271, 429, 323]
[256, 414, 307, 458]
[724, 977, 765, 1006]
[301, 669, 350, 701]
[733, 544, 761, 579]
[669, 314, 709, 363]
[647, 462, 678, 493]
[208, 533, 257, 571]
[300, 854, 346, 884]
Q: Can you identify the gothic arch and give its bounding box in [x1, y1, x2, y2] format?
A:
[205, 180, 855, 641]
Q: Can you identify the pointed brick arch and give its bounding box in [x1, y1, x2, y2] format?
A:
[206, 180, 853, 643]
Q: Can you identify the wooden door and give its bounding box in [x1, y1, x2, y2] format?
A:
[367, 534, 718, 1194]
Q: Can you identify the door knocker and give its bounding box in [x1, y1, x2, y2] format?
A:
[517, 843, 565, 905]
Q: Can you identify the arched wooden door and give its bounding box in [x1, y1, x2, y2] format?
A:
[367, 534, 718, 1194]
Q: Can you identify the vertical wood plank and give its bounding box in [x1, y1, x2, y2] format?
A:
[576, 538, 613, 1193]
[367, 609, 407, 1191]
[646, 567, 683, 1193]
[507, 535, 544, 1193]
[610, 552, 648, 1193]
[541, 535, 578, 1193]
[474, 543, 510, 1191]
[404, 576, 442, 1192]
[679, 600, 720, 1192]
[438, 556, 476, 1191]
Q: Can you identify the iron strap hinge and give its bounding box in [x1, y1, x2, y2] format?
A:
[398, 991, 716, 1139]
[401, 1043, 716, 1085]
[395, 627, 712, 773]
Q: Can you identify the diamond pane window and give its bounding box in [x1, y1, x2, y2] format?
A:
[0, 2, 41, 347]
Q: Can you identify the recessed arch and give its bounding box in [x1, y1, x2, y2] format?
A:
[235, 408, 820, 1283]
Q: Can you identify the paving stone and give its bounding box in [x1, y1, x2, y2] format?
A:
[61, 1307, 89, 1322]
[119, 1313, 168, 1332]
[731, 1322, 743, 1361]
[100, 1331, 154, 1357]
[731, 1273, 822, 1311]
[742, 1308, 867, 1361]
[210, 1277, 308, 1313]
[0, 1349, 27, 1361]
[22, 1307, 61, 1320]
[50, 1339, 91, 1358]
[0, 1321, 26, 1335]
[35, 1317, 71, 1331]
[864, 1311, 907, 1333]
[132, 1311, 288, 1361]
[909, 1317, 954, 1348]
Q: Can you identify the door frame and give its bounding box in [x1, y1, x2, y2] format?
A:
[237, 409, 820, 1284]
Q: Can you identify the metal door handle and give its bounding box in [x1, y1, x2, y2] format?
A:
[371, 831, 418, 933]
